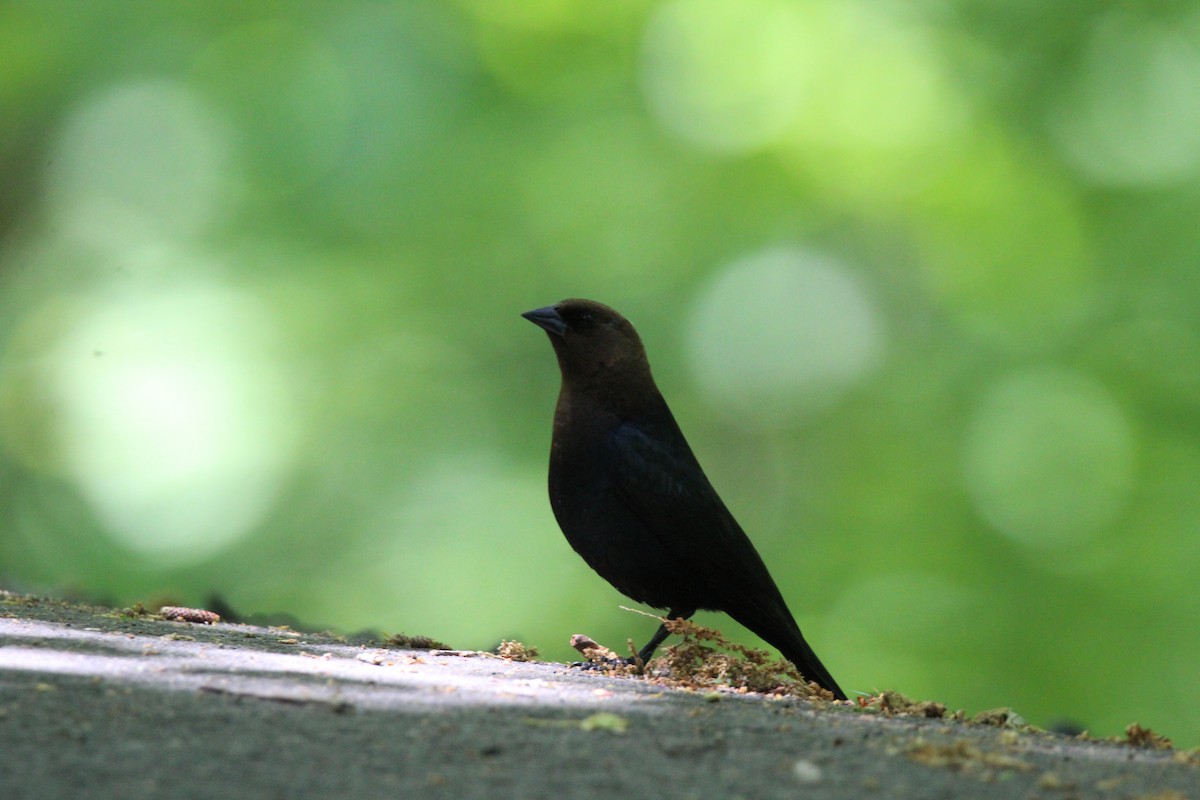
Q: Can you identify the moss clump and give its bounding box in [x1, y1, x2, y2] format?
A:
[384, 632, 451, 650]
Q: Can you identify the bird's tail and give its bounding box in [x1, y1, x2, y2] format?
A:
[778, 632, 847, 701]
[734, 605, 848, 700]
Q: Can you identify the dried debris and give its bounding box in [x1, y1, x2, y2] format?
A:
[857, 690, 954, 719]
[1125, 723, 1174, 750]
[972, 707, 1025, 727]
[159, 606, 221, 624]
[496, 640, 540, 662]
[119, 602, 151, 617]
[572, 613, 836, 699]
[651, 617, 832, 698]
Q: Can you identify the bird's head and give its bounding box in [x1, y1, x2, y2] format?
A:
[522, 299, 656, 395]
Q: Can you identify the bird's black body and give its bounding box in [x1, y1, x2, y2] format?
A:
[523, 299, 846, 699]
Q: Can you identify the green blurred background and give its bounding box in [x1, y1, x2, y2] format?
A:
[2, 0, 1197, 745]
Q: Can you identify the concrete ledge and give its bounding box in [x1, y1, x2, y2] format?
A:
[0, 595, 1193, 799]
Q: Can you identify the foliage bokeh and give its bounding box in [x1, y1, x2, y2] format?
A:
[2, 1, 1198, 746]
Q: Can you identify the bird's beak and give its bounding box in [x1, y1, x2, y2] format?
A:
[522, 305, 567, 336]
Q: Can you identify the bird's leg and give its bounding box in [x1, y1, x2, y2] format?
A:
[570, 609, 695, 671]
[635, 608, 693, 664]
[635, 623, 670, 665]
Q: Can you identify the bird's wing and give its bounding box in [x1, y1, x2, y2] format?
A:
[609, 418, 789, 615]
[610, 417, 847, 699]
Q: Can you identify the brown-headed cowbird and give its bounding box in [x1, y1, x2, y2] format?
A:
[523, 298, 847, 700]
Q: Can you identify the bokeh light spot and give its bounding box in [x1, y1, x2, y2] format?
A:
[46, 79, 230, 250]
[640, 0, 816, 153]
[776, 4, 969, 206]
[805, 15, 951, 150]
[963, 368, 1136, 552]
[687, 247, 884, 426]
[45, 284, 300, 565]
[1050, 9, 1200, 187]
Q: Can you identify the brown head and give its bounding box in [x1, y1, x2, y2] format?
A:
[522, 299, 661, 410]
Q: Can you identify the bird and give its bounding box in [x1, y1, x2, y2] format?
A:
[522, 298, 847, 700]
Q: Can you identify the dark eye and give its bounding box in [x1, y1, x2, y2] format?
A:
[564, 309, 595, 331]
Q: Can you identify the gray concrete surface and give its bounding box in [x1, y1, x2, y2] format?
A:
[0, 594, 1195, 799]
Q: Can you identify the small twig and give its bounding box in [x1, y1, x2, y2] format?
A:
[618, 606, 665, 622]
